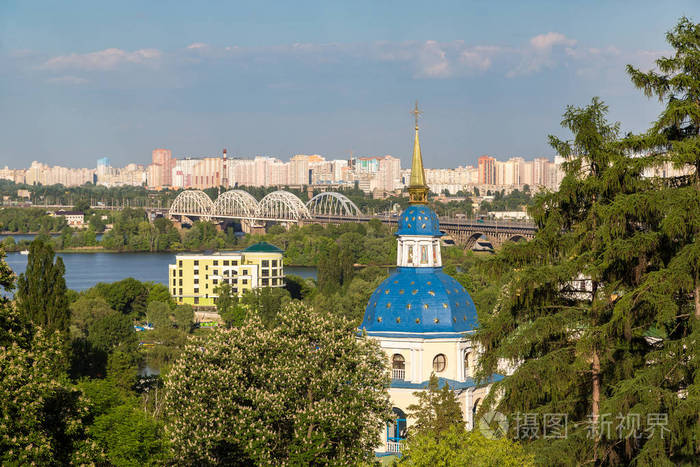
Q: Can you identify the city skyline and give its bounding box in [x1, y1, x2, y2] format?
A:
[0, 149, 565, 195]
[2, 1, 694, 169]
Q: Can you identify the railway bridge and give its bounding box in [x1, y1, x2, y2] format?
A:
[168, 189, 536, 249]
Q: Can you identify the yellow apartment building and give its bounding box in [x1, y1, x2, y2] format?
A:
[168, 242, 285, 307]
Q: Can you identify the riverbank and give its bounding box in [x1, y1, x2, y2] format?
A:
[12, 244, 393, 268]
[0, 231, 63, 235]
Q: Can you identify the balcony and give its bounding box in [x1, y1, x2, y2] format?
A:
[392, 368, 405, 380]
[386, 441, 401, 453]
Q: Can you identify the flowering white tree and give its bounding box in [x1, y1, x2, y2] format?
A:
[163, 302, 392, 464]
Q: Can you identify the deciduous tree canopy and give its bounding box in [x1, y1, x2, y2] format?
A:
[164, 302, 392, 465]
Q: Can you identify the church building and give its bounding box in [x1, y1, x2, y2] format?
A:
[359, 104, 499, 455]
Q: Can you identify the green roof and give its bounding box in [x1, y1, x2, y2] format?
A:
[242, 241, 284, 253]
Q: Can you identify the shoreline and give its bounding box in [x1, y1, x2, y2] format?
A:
[4, 248, 394, 268]
[0, 231, 64, 235]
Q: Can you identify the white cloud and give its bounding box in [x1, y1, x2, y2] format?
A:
[363, 40, 501, 78]
[30, 36, 657, 86]
[530, 32, 576, 51]
[415, 41, 450, 78]
[42, 48, 161, 71]
[459, 45, 502, 72]
[508, 32, 578, 77]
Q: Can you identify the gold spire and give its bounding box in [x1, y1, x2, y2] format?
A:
[408, 101, 429, 204]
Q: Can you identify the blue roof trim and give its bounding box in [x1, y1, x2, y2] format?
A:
[390, 374, 504, 390]
[360, 330, 468, 340]
[374, 452, 400, 458]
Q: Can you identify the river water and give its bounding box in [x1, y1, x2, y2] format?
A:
[4, 252, 317, 291]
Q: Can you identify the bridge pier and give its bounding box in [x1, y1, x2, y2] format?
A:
[240, 220, 253, 234]
[441, 227, 532, 251]
[250, 223, 266, 235]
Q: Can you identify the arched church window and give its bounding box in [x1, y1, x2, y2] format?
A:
[392, 354, 405, 380]
[464, 351, 471, 377]
[433, 354, 446, 373]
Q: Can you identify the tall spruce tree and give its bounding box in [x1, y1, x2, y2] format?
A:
[473, 18, 700, 465]
[471, 98, 654, 465]
[16, 238, 70, 335]
[597, 17, 700, 464]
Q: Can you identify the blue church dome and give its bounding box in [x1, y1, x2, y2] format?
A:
[396, 205, 442, 237]
[360, 267, 479, 338]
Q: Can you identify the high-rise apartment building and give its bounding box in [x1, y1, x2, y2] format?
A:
[478, 155, 496, 185]
[148, 148, 175, 188]
[378, 156, 401, 191]
[289, 154, 324, 185]
[96, 157, 112, 184]
[532, 157, 551, 188]
[25, 161, 94, 186]
[0, 167, 26, 184]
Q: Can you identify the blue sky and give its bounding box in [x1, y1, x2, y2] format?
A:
[0, 1, 696, 169]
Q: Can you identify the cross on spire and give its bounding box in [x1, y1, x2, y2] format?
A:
[411, 101, 422, 129]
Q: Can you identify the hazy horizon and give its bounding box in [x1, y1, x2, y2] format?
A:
[1, 1, 695, 169]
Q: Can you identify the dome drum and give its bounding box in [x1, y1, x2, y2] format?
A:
[396, 205, 442, 237]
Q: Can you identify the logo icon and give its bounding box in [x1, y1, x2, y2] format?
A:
[477, 410, 508, 439]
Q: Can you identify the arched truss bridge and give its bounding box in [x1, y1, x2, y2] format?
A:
[169, 189, 361, 222]
[212, 190, 259, 219]
[168, 190, 215, 221]
[306, 192, 362, 217]
[257, 190, 312, 221]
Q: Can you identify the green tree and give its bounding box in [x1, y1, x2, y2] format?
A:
[407, 373, 464, 436]
[87, 310, 137, 354]
[172, 304, 194, 332]
[73, 198, 91, 213]
[318, 242, 342, 293]
[0, 248, 94, 465]
[146, 301, 171, 330]
[283, 274, 314, 301]
[146, 282, 175, 309]
[16, 238, 70, 335]
[318, 242, 355, 293]
[69, 296, 124, 378]
[215, 283, 246, 328]
[472, 98, 655, 465]
[596, 17, 700, 465]
[400, 425, 534, 467]
[106, 348, 139, 392]
[1, 236, 15, 252]
[80, 378, 169, 465]
[163, 302, 392, 465]
[89, 404, 169, 466]
[96, 278, 149, 317]
[239, 286, 291, 328]
[69, 296, 114, 339]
